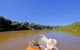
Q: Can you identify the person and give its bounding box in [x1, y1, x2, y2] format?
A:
[26, 40, 41, 50]
[44, 39, 57, 50]
[40, 34, 58, 50]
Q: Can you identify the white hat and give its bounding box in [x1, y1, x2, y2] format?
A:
[40, 34, 57, 49]
[46, 39, 57, 49]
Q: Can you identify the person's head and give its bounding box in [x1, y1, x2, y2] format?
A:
[28, 40, 40, 48]
[27, 40, 40, 50]
[40, 35, 57, 50]
[46, 39, 57, 50]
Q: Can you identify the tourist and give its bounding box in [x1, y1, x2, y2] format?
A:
[26, 40, 41, 50]
[40, 34, 58, 50]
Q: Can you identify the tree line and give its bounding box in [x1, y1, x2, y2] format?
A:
[53, 21, 80, 32]
[0, 16, 53, 31]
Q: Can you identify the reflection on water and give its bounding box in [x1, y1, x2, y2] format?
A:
[0, 30, 80, 50]
[0, 30, 46, 50]
[43, 31, 80, 50]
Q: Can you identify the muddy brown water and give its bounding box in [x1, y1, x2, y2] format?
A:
[0, 30, 80, 50]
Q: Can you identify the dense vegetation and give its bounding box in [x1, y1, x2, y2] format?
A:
[53, 21, 80, 35]
[0, 16, 53, 31]
[0, 16, 80, 35]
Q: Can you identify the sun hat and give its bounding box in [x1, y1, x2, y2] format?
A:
[31, 40, 40, 47]
[40, 34, 57, 49]
[28, 40, 40, 48]
[46, 38, 57, 49]
[27, 40, 40, 50]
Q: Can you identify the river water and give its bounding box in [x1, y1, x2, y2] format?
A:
[0, 30, 80, 50]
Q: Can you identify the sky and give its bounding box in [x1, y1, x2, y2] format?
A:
[0, 0, 80, 26]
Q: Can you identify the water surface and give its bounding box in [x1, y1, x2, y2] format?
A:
[0, 30, 80, 50]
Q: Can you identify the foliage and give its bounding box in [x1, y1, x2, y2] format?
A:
[0, 16, 12, 31]
[53, 21, 80, 32]
[0, 16, 53, 31]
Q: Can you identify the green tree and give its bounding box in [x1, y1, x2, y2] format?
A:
[0, 16, 12, 31]
[11, 21, 21, 30]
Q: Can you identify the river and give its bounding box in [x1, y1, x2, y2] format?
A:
[0, 30, 80, 50]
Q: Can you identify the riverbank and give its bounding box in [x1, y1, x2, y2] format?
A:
[0, 16, 53, 32]
[53, 21, 80, 36]
[54, 29, 80, 36]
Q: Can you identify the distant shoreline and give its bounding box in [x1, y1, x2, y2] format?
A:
[0, 16, 53, 32]
[0, 16, 80, 36]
